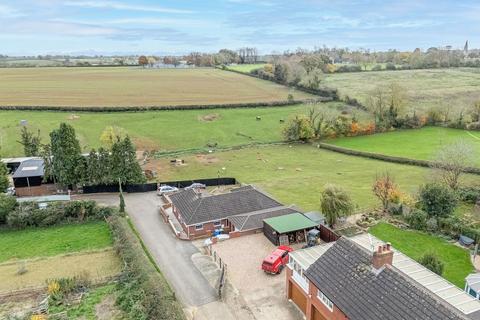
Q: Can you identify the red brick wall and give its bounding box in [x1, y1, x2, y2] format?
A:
[16, 184, 56, 197]
[308, 283, 348, 320]
[286, 267, 348, 320]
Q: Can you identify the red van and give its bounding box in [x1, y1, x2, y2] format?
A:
[261, 246, 293, 274]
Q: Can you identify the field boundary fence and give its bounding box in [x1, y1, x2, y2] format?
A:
[82, 177, 238, 194]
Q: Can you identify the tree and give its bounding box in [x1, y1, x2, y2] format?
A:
[372, 172, 397, 211]
[86, 149, 101, 185]
[432, 140, 474, 189]
[111, 136, 145, 185]
[138, 55, 148, 67]
[470, 101, 480, 122]
[18, 126, 41, 156]
[0, 194, 16, 224]
[0, 162, 9, 192]
[50, 123, 83, 188]
[300, 69, 323, 90]
[282, 115, 314, 142]
[419, 183, 458, 217]
[100, 126, 126, 149]
[320, 184, 354, 227]
[419, 252, 444, 276]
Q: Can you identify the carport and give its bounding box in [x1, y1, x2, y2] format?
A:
[263, 213, 318, 246]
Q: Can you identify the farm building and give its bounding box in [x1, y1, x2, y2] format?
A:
[263, 213, 318, 245]
[12, 159, 54, 197]
[165, 185, 298, 240]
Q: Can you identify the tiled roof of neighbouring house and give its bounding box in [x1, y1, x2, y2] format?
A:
[168, 185, 284, 225]
[305, 237, 471, 320]
[228, 206, 298, 231]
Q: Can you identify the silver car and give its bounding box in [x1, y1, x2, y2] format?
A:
[157, 185, 179, 196]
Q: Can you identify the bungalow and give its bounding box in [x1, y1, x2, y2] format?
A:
[167, 185, 297, 240]
[287, 234, 480, 320]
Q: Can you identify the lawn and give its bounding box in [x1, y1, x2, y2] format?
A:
[370, 223, 474, 288]
[0, 221, 113, 262]
[324, 68, 480, 116]
[152, 144, 477, 211]
[226, 63, 266, 73]
[0, 67, 313, 107]
[328, 127, 480, 166]
[0, 101, 370, 157]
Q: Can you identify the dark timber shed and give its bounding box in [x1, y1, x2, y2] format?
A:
[263, 212, 318, 245]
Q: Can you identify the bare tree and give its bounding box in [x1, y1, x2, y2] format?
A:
[432, 140, 474, 189]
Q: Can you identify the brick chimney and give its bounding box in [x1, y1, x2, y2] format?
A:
[372, 243, 393, 270]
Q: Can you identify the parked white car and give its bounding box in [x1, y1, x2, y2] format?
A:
[157, 185, 179, 196]
[184, 183, 206, 190]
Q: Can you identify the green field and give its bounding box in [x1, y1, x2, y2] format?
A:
[328, 127, 480, 166]
[154, 144, 477, 211]
[370, 223, 474, 287]
[0, 221, 113, 262]
[226, 63, 266, 73]
[0, 67, 312, 108]
[0, 102, 371, 157]
[324, 68, 480, 115]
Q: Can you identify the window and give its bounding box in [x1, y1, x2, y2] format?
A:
[317, 289, 334, 312]
[195, 224, 203, 230]
[213, 220, 222, 227]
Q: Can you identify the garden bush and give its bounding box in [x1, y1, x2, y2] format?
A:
[457, 186, 480, 204]
[419, 252, 444, 276]
[0, 194, 17, 224]
[406, 209, 428, 230]
[419, 183, 458, 217]
[6, 200, 114, 229]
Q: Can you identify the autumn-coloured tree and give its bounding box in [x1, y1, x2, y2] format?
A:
[138, 55, 148, 67]
[372, 172, 398, 211]
[100, 126, 126, 149]
[349, 121, 359, 136]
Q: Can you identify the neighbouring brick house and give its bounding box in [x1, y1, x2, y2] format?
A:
[167, 185, 299, 240]
[287, 236, 480, 320]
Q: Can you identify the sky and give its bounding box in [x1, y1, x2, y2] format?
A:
[0, 0, 479, 55]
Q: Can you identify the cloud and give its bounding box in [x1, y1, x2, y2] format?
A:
[63, 1, 193, 14]
[0, 4, 25, 18]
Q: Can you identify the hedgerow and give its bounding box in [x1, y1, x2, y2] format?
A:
[108, 215, 185, 320]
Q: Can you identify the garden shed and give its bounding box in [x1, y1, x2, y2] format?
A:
[263, 212, 318, 246]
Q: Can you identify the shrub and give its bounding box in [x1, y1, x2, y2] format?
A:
[419, 252, 444, 276]
[426, 217, 438, 232]
[385, 62, 396, 70]
[406, 209, 428, 230]
[457, 186, 480, 204]
[6, 200, 114, 229]
[419, 183, 458, 217]
[467, 121, 480, 131]
[282, 115, 314, 142]
[371, 64, 383, 71]
[0, 194, 17, 224]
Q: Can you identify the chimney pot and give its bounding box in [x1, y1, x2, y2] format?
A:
[373, 243, 394, 270]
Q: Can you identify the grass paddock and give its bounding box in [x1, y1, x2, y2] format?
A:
[328, 127, 480, 166]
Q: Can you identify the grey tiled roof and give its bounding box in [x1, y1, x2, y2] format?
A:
[169, 186, 283, 225]
[305, 237, 469, 320]
[228, 206, 297, 231]
[12, 159, 44, 178]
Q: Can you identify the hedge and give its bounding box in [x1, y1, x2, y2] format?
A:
[109, 215, 185, 320]
[0, 98, 329, 112]
[317, 143, 480, 175]
[221, 66, 339, 100]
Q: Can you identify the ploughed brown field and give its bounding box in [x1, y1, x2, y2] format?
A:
[0, 67, 313, 108]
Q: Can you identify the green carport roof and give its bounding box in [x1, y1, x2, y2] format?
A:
[263, 212, 318, 233]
